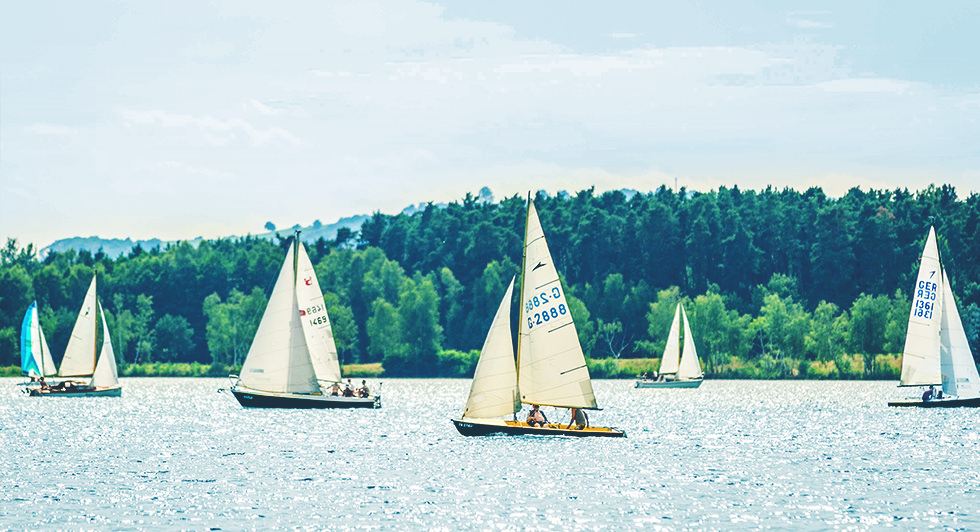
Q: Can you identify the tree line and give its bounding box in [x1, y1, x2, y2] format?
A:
[1, 184, 977, 378]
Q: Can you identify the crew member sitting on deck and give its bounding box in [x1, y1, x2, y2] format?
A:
[526, 404, 548, 427]
[922, 385, 936, 401]
[358, 380, 370, 398]
[343, 383, 355, 397]
[330, 382, 341, 396]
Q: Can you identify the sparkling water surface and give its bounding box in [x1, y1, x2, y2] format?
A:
[3, 378, 979, 531]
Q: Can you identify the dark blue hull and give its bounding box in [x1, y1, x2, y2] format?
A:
[232, 388, 380, 409]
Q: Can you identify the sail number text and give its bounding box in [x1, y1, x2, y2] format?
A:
[304, 304, 329, 326]
[913, 278, 938, 319]
[525, 287, 568, 329]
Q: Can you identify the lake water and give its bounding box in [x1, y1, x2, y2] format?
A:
[3, 378, 979, 531]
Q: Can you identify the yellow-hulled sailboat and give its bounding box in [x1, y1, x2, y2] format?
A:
[452, 196, 625, 437]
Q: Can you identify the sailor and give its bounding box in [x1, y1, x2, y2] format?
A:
[569, 408, 588, 430]
[330, 382, 341, 396]
[922, 385, 936, 401]
[358, 380, 370, 398]
[526, 404, 548, 427]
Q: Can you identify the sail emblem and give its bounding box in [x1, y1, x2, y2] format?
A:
[531, 261, 547, 271]
[304, 277, 313, 286]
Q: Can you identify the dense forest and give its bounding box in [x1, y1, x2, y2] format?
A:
[2, 185, 978, 378]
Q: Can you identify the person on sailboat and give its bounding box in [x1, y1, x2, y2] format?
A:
[569, 408, 588, 430]
[358, 380, 370, 398]
[526, 405, 548, 427]
[330, 382, 341, 396]
[922, 386, 936, 401]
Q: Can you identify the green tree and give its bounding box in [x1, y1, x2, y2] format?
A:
[366, 298, 401, 363]
[154, 314, 195, 362]
[805, 301, 849, 361]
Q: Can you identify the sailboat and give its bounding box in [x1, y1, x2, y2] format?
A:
[28, 274, 122, 397]
[888, 227, 980, 408]
[230, 233, 380, 408]
[21, 301, 57, 380]
[635, 303, 704, 388]
[452, 198, 625, 437]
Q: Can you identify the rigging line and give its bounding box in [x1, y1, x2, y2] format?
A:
[533, 279, 560, 290]
[560, 364, 587, 376]
[548, 322, 574, 333]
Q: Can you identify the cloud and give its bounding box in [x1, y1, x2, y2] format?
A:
[816, 78, 914, 94]
[120, 109, 302, 147]
[25, 123, 76, 135]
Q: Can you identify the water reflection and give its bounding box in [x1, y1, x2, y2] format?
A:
[3, 378, 979, 530]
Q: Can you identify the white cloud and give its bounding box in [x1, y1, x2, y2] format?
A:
[817, 78, 914, 94]
[120, 109, 302, 147]
[25, 123, 76, 135]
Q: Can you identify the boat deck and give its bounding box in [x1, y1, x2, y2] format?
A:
[887, 396, 980, 408]
[453, 418, 625, 437]
[27, 385, 122, 397]
[231, 387, 381, 409]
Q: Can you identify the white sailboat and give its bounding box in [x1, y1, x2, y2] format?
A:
[28, 274, 122, 397]
[230, 233, 380, 408]
[635, 303, 704, 388]
[452, 198, 625, 437]
[889, 227, 980, 407]
[21, 301, 57, 379]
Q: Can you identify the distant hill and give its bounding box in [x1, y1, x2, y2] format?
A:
[40, 213, 370, 259]
[35, 186, 593, 258]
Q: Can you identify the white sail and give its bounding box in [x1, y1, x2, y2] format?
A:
[899, 227, 943, 387]
[518, 200, 598, 409]
[240, 242, 320, 394]
[939, 268, 980, 398]
[91, 301, 120, 388]
[658, 304, 682, 375]
[59, 275, 99, 377]
[678, 305, 703, 380]
[462, 278, 520, 419]
[295, 243, 343, 383]
[37, 321, 57, 377]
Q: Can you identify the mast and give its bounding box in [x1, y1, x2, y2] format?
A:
[293, 230, 300, 286]
[92, 274, 98, 375]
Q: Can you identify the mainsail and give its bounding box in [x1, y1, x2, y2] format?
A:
[59, 275, 99, 377]
[21, 302, 57, 377]
[517, 200, 597, 409]
[939, 268, 980, 398]
[677, 305, 703, 380]
[658, 304, 682, 375]
[239, 242, 320, 394]
[462, 278, 520, 419]
[898, 227, 943, 387]
[295, 243, 343, 383]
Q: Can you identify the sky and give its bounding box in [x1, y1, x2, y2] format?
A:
[2, 0, 979, 249]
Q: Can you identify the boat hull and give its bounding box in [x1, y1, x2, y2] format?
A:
[27, 385, 122, 397]
[231, 387, 381, 409]
[635, 379, 703, 389]
[887, 396, 980, 408]
[452, 418, 625, 438]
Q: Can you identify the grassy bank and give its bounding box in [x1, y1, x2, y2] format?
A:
[0, 353, 906, 379]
